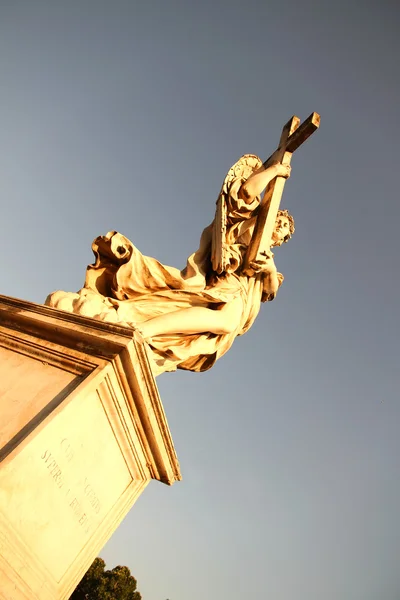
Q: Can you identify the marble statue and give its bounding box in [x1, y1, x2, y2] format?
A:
[46, 114, 320, 375]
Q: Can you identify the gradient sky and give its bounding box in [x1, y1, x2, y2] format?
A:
[1, 1, 399, 599]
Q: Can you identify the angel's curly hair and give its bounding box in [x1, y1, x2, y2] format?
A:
[277, 209, 295, 243]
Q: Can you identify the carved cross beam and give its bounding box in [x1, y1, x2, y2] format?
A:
[242, 112, 320, 276]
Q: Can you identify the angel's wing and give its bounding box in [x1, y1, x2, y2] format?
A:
[211, 154, 263, 274]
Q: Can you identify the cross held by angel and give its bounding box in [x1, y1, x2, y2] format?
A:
[46, 114, 320, 375]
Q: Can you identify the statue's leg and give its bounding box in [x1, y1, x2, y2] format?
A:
[140, 298, 243, 339]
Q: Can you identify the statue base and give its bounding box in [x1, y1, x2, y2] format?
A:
[0, 295, 181, 600]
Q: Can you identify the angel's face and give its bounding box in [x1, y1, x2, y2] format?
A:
[272, 215, 290, 246]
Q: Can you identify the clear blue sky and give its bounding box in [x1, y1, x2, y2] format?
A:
[1, 1, 399, 599]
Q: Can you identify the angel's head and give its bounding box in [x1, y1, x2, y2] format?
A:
[272, 209, 295, 246]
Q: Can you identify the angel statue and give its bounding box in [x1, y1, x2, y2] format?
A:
[47, 115, 320, 374]
[46, 154, 294, 375]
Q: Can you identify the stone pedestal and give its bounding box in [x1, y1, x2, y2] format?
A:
[0, 295, 181, 600]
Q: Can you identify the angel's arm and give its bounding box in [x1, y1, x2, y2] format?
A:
[239, 163, 291, 202]
[262, 269, 281, 299]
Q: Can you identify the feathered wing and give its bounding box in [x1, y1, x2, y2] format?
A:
[211, 154, 263, 274]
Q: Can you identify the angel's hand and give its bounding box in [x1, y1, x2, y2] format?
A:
[275, 163, 291, 179]
[249, 251, 276, 275]
[248, 260, 267, 274]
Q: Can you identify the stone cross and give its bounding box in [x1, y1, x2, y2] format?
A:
[242, 112, 320, 276]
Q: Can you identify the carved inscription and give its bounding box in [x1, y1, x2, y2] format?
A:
[40, 438, 102, 535]
[83, 477, 101, 514]
[41, 449, 65, 489]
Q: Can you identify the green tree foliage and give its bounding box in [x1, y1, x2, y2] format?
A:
[70, 557, 142, 600]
